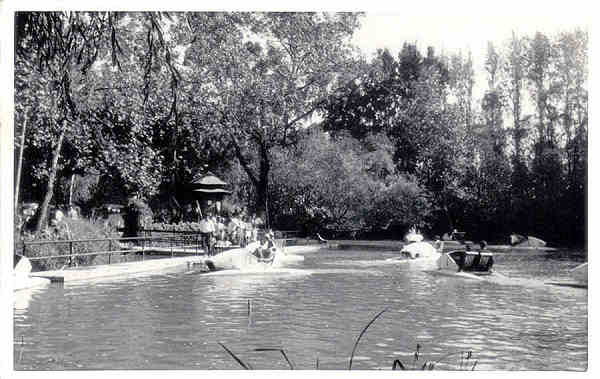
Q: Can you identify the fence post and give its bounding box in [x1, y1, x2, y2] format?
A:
[108, 239, 112, 265]
[69, 241, 73, 267]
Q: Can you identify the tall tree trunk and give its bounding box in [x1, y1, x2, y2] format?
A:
[511, 68, 522, 161]
[229, 133, 271, 223]
[255, 143, 270, 226]
[14, 109, 29, 215]
[69, 173, 75, 206]
[35, 121, 66, 237]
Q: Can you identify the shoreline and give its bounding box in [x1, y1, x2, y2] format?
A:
[23, 244, 324, 285]
[17, 240, 581, 287]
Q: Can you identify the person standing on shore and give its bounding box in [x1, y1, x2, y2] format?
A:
[199, 215, 214, 255]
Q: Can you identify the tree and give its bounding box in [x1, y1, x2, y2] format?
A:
[183, 12, 363, 220]
[15, 12, 179, 234]
[269, 128, 431, 235]
[323, 44, 464, 232]
[503, 31, 528, 165]
[448, 50, 475, 161]
[524, 32, 565, 241]
[14, 45, 83, 235]
[526, 32, 554, 146]
[553, 29, 588, 244]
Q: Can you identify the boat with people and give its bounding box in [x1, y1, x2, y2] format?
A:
[431, 242, 495, 279]
[397, 241, 441, 260]
[386, 228, 442, 262]
[405, 226, 424, 243]
[204, 231, 303, 271]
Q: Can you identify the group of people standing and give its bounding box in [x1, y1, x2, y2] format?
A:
[197, 213, 264, 255]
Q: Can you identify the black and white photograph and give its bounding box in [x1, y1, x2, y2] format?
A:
[1, 0, 593, 375]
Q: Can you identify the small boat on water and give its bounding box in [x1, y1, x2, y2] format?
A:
[545, 262, 588, 289]
[398, 241, 440, 259]
[433, 249, 495, 279]
[387, 228, 443, 262]
[205, 240, 303, 271]
[571, 263, 588, 284]
[14, 255, 51, 291]
[510, 234, 546, 248]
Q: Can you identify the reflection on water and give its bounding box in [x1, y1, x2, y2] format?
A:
[14, 248, 587, 371]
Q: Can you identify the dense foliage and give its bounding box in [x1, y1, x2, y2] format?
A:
[18, 218, 113, 271]
[14, 12, 587, 246]
[269, 129, 432, 237]
[321, 33, 587, 245]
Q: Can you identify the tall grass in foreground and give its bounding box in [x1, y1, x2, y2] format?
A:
[219, 308, 478, 370]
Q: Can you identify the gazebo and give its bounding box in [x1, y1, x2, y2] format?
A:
[186, 171, 232, 217]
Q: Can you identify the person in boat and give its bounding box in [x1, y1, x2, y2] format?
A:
[479, 241, 494, 271]
[470, 241, 486, 268]
[433, 235, 444, 253]
[252, 231, 276, 262]
[455, 243, 473, 271]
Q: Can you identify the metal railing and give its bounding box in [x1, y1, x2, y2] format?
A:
[17, 233, 206, 269]
[16, 228, 304, 270]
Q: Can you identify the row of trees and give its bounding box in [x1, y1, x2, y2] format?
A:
[15, 12, 364, 236]
[318, 30, 587, 244]
[14, 12, 587, 245]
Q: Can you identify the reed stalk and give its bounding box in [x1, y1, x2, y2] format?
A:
[218, 342, 252, 370]
[348, 308, 388, 370]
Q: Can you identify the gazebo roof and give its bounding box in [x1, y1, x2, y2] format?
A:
[189, 171, 229, 187]
[192, 188, 232, 194]
[187, 171, 232, 199]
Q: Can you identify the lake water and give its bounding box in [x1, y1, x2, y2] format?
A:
[14, 247, 587, 371]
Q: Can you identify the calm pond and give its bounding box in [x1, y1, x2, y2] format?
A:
[14, 247, 587, 371]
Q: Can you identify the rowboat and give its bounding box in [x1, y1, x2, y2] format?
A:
[431, 249, 495, 280]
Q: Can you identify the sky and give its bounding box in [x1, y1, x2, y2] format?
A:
[351, 8, 589, 99]
[353, 9, 589, 58]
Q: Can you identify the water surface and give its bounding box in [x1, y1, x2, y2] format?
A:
[14, 248, 587, 370]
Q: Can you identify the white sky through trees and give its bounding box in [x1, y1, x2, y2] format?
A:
[352, 8, 589, 100]
[4, 0, 589, 99]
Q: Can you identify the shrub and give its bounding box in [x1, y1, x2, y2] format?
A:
[21, 218, 112, 271]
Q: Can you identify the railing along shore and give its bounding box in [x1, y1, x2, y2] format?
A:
[17, 233, 206, 268]
[16, 229, 303, 268]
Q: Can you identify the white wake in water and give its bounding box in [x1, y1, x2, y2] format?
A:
[425, 270, 584, 290]
[199, 267, 310, 277]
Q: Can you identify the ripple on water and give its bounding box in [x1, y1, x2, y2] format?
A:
[13, 248, 588, 371]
